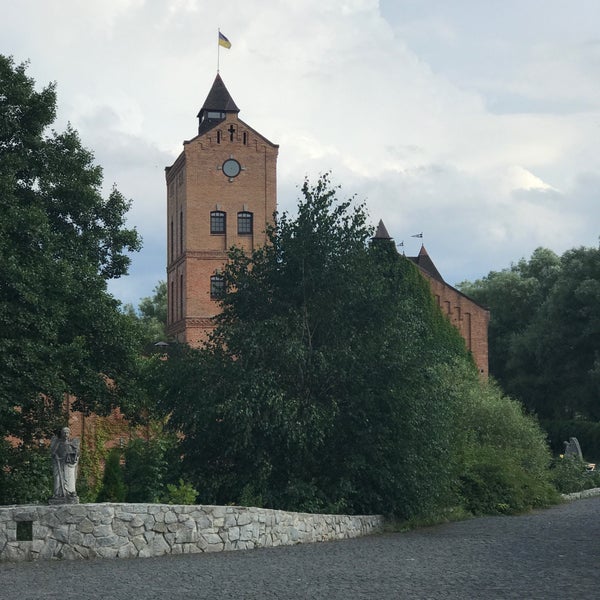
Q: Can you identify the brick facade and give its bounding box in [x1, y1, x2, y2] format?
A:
[165, 74, 278, 345]
[409, 245, 490, 376]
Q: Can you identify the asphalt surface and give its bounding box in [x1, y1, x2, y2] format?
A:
[1, 496, 599, 599]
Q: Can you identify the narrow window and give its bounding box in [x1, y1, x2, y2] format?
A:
[179, 274, 184, 318]
[216, 130, 221, 144]
[170, 281, 175, 322]
[237, 211, 253, 235]
[210, 274, 225, 300]
[243, 132, 247, 145]
[210, 210, 226, 234]
[170, 219, 174, 260]
[179, 211, 184, 254]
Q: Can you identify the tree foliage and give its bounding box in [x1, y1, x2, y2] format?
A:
[0, 55, 142, 453]
[122, 281, 168, 351]
[444, 361, 557, 514]
[459, 244, 600, 420]
[155, 175, 473, 518]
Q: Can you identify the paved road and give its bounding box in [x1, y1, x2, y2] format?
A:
[1, 497, 599, 599]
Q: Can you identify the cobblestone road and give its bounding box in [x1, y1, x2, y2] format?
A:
[2, 496, 599, 599]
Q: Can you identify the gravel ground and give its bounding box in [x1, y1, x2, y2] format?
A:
[1, 496, 599, 599]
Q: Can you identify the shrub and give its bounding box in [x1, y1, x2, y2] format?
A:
[162, 479, 198, 505]
[550, 456, 600, 493]
[0, 443, 52, 505]
[447, 364, 558, 515]
[96, 449, 126, 502]
[123, 436, 177, 503]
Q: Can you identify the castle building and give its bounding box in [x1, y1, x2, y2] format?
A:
[165, 74, 279, 345]
[372, 221, 490, 376]
[166, 75, 488, 374]
[412, 247, 489, 375]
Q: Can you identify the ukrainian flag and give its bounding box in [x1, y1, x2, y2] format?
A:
[219, 32, 231, 49]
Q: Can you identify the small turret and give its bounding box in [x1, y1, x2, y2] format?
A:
[197, 73, 240, 135]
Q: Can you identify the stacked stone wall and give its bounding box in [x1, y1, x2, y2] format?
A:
[0, 503, 382, 563]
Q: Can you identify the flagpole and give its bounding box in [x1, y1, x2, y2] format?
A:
[217, 28, 220, 73]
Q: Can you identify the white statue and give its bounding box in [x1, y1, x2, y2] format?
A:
[49, 426, 80, 504]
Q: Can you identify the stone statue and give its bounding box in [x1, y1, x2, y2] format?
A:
[563, 437, 583, 460]
[49, 426, 80, 504]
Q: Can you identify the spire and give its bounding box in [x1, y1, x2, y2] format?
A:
[197, 73, 240, 135]
[373, 219, 392, 240]
[409, 244, 444, 282]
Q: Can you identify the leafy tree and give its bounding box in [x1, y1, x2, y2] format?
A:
[156, 175, 473, 518]
[459, 244, 600, 420]
[122, 435, 176, 503]
[0, 440, 52, 504]
[458, 247, 560, 384]
[0, 56, 141, 460]
[122, 281, 168, 351]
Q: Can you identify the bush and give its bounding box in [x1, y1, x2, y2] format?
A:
[96, 448, 126, 502]
[162, 479, 198, 505]
[0, 443, 52, 505]
[550, 456, 600, 493]
[123, 436, 177, 503]
[447, 364, 558, 515]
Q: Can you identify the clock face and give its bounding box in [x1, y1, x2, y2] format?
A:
[222, 158, 241, 178]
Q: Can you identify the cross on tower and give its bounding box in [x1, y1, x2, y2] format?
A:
[228, 124, 236, 141]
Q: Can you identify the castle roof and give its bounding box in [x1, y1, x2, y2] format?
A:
[197, 73, 240, 135]
[373, 219, 392, 240]
[408, 245, 444, 283]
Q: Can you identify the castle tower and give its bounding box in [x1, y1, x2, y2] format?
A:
[166, 74, 279, 344]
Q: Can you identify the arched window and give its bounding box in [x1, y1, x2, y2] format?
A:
[210, 274, 225, 300]
[237, 211, 253, 235]
[210, 210, 226, 234]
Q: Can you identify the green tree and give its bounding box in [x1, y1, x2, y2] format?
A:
[122, 281, 168, 351]
[458, 247, 560, 385]
[97, 448, 127, 502]
[0, 56, 141, 457]
[510, 245, 600, 419]
[459, 244, 600, 420]
[123, 436, 176, 503]
[156, 175, 472, 518]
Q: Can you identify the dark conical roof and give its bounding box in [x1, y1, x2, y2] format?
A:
[197, 74, 240, 135]
[408, 244, 444, 282]
[197, 73, 239, 116]
[373, 219, 392, 240]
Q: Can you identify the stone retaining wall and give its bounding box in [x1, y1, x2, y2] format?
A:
[0, 503, 383, 562]
[561, 486, 600, 501]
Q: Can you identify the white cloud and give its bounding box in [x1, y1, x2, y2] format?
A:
[2, 0, 599, 304]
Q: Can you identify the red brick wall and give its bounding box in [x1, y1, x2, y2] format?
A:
[421, 273, 490, 376]
[166, 114, 278, 346]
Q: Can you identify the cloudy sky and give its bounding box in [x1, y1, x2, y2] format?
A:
[3, 0, 599, 306]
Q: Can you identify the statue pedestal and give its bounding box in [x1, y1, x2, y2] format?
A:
[48, 496, 79, 505]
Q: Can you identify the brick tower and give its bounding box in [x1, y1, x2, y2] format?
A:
[166, 74, 279, 344]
